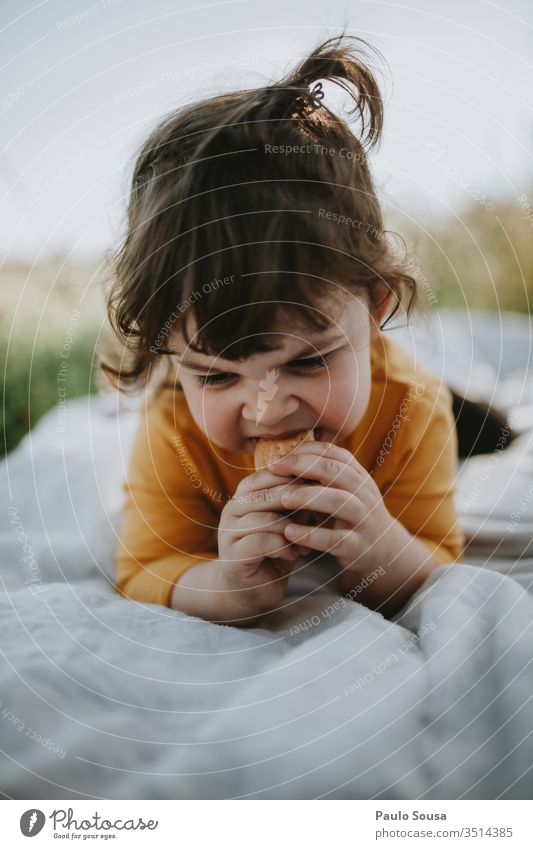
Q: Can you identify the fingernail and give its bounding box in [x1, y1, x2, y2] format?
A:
[268, 455, 283, 465]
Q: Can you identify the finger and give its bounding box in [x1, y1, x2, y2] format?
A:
[230, 480, 304, 517]
[233, 511, 297, 536]
[235, 532, 300, 563]
[296, 440, 361, 467]
[281, 485, 362, 526]
[236, 468, 298, 496]
[268, 451, 361, 493]
[269, 440, 365, 471]
[283, 522, 359, 559]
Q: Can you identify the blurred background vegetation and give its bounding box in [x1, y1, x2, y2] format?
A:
[0, 257, 110, 457]
[1, 192, 532, 458]
[400, 196, 533, 314]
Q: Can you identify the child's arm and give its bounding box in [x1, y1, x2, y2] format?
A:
[339, 521, 438, 618]
[169, 559, 245, 624]
[114, 393, 220, 608]
[375, 381, 465, 569]
[268, 444, 437, 618]
[115, 391, 303, 620]
[168, 558, 275, 626]
[343, 380, 465, 614]
[170, 466, 310, 624]
[267, 382, 464, 617]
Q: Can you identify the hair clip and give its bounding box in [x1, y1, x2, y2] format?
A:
[308, 81, 325, 110]
[294, 80, 325, 116]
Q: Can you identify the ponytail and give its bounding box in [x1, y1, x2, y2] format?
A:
[272, 33, 385, 149]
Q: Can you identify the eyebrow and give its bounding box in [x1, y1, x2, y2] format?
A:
[174, 333, 346, 373]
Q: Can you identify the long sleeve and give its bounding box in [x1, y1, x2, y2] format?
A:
[375, 380, 465, 567]
[114, 390, 220, 607]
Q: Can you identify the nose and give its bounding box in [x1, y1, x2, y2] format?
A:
[241, 378, 300, 426]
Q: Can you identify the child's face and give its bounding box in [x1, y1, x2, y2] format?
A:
[170, 293, 380, 455]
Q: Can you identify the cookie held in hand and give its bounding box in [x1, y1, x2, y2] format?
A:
[253, 428, 315, 471]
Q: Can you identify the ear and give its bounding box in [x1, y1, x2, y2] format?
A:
[370, 284, 394, 342]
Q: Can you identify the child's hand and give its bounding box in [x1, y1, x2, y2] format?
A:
[217, 469, 312, 615]
[267, 441, 400, 576]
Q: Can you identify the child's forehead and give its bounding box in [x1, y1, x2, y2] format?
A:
[173, 291, 362, 338]
[169, 293, 368, 355]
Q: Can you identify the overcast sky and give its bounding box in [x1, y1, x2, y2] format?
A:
[1, 0, 532, 261]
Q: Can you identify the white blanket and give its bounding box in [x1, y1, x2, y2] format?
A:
[1, 309, 532, 799]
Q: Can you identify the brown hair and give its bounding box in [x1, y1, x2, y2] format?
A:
[100, 32, 420, 395]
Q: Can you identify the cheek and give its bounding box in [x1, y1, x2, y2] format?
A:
[182, 387, 222, 430]
[321, 355, 372, 425]
[183, 386, 240, 446]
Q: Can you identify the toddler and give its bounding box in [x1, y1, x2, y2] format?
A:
[103, 34, 465, 624]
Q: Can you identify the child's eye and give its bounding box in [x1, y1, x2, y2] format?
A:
[295, 352, 331, 372]
[193, 372, 236, 388]
[193, 351, 333, 389]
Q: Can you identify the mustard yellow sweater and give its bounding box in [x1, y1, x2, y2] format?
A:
[115, 333, 465, 607]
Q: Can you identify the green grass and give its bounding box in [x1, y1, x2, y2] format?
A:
[0, 330, 99, 458]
